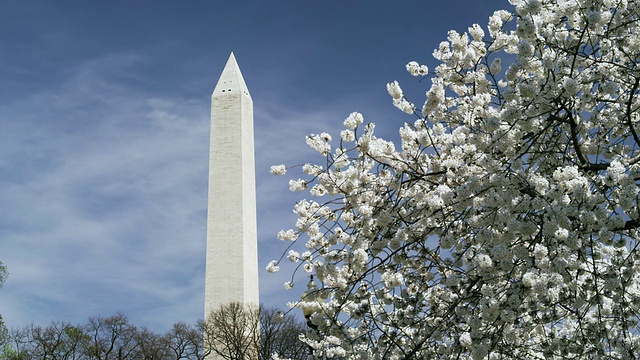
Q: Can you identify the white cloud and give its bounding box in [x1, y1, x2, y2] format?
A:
[0, 52, 210, 330]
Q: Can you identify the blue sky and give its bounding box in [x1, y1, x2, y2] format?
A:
[0, 1, 506, 331]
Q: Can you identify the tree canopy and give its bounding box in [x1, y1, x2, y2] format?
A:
[270, 0, 640, 358]
[1, 306, 307, 360]
[0, 262, 6, 289]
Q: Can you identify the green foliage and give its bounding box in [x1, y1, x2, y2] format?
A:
[0, 262, 6, 288]
[0, 262, 8, 352]
[0, 344, 27, 360]
[0, 316, 7, 347]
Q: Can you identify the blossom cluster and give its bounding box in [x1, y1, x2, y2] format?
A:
[270, 0, 640, 358]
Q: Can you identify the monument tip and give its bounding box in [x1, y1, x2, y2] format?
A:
[213, 51, 250, 98]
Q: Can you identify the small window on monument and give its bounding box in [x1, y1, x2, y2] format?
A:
[228, 89, 232, 91]
[222, 90, 225, 92]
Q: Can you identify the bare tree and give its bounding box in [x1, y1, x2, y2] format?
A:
[164, 322, 204, 360]
[202, 302, 260, 360]
[84, 313, 137, 360]
[259, 308, 307, 360]
[33, 322, 88, 360]
[131, 327, 170, 359]
[1, 308, 307, 360]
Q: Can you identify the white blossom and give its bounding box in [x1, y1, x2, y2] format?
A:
[343, 112, 364, 129]
[269, 164, 287, 175]
[287, 250, 300, 262]
[306, 133, 332, 155]
[310, 184, 327, 197]
[554, 227, 569, 240]
[468, 24, 485, 41]
[340, 129, 355, 142]
[302, 163, 323, 176]
[386, 81, 403, 100]
[277, 229, 297, 241]
[381, 271, 404, 289]
[475, 253, 493, 269]
[288, 179, 307, 192]
[562, 77, 580, 96]
[266, 260, 279, 273]
[490, 57, 502, 74]
[406, 61, 429, 76]
[303, 263, 314, 272]
[393, 98, 415, 114]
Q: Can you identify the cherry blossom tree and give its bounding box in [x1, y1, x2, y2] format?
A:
[270, 0, 640, 358]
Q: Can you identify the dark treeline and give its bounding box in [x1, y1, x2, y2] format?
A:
[1, 305, 308, 360]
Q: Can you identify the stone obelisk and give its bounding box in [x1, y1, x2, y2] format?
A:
[205, 52, 259, 320]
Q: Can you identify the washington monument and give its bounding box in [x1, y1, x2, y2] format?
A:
[204, 52, 259, 319]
